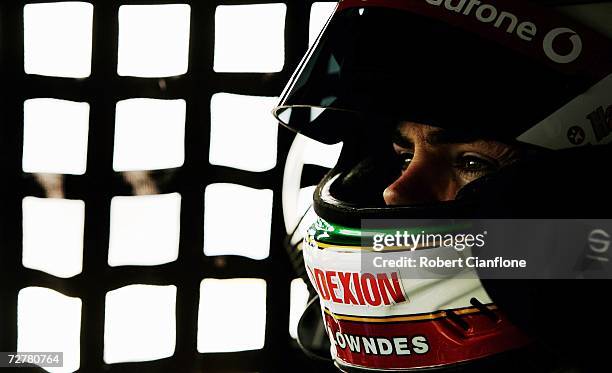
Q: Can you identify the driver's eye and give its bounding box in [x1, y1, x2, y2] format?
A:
[398, 152, 414, 171]
[456, 154, 497, 175]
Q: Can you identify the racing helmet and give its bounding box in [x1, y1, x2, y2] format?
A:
[276, 0, 612, 371]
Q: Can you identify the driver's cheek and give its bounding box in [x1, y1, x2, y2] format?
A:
[382, 152, 462, 205]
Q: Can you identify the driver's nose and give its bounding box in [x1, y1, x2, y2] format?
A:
[383, 149, 458, 205]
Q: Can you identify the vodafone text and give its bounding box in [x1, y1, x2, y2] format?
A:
[310, 268, 407, 306]
[424, 0, 536, 40]
[424, 0, 582, 64]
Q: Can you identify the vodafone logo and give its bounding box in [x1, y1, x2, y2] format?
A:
[420, 0, 584, 65]
[543, 27, 582, 64]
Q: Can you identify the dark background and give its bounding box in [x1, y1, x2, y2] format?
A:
[0, 1, 336, 372]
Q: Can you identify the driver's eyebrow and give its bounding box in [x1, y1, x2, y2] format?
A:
[392, 126, 486, 147]
[391, 129, 414, 149]
[426, 128, 485, 145]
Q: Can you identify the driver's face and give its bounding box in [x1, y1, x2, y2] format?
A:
[383, 122, 521, 205]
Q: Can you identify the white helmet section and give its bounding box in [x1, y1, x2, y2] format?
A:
[517, 3, 612, 150]
[517, 73, 612, 149]
[282, 134, 343, 238]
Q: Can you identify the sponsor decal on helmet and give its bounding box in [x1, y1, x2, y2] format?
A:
[424, 0, 536, 41]
[308, 267, 407, 306]
[423, 0, 582, 64]
[586, 104, 612, 141]
[586, 229, 610, 263]
[518, 74, 612, 149]
[566, 126, 586, 145]
[328, 329, 430, 356]
[543, 27, 582, 64]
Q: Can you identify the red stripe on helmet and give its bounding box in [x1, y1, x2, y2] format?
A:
[324, 308, 530, 369]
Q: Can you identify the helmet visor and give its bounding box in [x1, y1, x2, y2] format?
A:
[273, 5, 596, 144]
